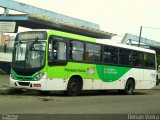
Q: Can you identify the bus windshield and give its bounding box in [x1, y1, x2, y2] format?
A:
[12, 40, 46, 69]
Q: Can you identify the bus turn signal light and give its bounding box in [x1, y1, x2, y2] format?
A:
[34, 84, 41, 87]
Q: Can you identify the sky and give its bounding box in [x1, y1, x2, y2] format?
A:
[1, 0, 160, 41]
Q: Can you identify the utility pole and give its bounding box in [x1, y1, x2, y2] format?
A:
[138, 26, 142, 47]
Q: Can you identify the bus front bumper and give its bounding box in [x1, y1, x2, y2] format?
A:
[10, 78, 46, 90]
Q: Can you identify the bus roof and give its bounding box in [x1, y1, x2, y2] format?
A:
[47, 30, 96, 43]
[47, 30, 155, 54]
[97, 39, 155, 54]
[18, 30, 155, 54]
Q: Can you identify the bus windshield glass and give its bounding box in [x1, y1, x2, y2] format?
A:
[12, 40, 46, 69]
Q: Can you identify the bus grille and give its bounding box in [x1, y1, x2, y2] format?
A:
[17, 77, 33, 81]
[18, 82, 30, 86]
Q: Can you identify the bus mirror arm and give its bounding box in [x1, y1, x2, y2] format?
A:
[158, 65, 160, 71]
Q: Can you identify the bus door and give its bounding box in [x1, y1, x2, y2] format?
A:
[47, 38, 68, 90]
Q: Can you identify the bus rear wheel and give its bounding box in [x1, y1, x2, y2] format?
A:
[67, 77, 81, 96]
[124, 80, 135, 95]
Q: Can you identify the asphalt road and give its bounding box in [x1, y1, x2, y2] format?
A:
[0, 75, 160, 120]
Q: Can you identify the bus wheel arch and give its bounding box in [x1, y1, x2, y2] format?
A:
[124, 78, 135, 95]
[66, 75, 83, 96]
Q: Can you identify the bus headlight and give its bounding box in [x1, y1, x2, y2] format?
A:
[35, 73, 45, 81]
[10, 72, 15, 79]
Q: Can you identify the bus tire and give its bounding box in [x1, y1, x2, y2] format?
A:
[125, 79, 135, 95]
[67, 77, 81, 96]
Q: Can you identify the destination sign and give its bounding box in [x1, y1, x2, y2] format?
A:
[17, 31, 47, 40]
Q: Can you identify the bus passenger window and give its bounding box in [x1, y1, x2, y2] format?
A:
[103, 46, 118, 64]
[143, 53, 155, 69]
[131, 51, 143, 67]
[70, 41, 84, 61]
[57, 42, 66, 60]
[119, 48, 132, 66]
[49, 40, 67, 61]
[86, 43, 101, 63]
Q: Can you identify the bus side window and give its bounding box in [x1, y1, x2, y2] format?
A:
[49, 40, 67, 62]
[103, 46, 118, 64]
[143, 53, 155, 69]
[85, 43, 101, 63]
[70, 41, 84, 61]
[119, 48, 132, 65]
[131, 51, 143, 67]
[57, 42, 66, 60]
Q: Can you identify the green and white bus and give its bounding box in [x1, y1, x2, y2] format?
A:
[10, 30, 157, 95]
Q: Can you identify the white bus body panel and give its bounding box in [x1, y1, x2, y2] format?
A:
[10, 68, 156, 91]
[46, 78, 67, 91]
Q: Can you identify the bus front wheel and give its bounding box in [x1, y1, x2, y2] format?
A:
[67, 77, 81, 96]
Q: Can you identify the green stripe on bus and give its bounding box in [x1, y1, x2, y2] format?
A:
[96, 65, 131, 82]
